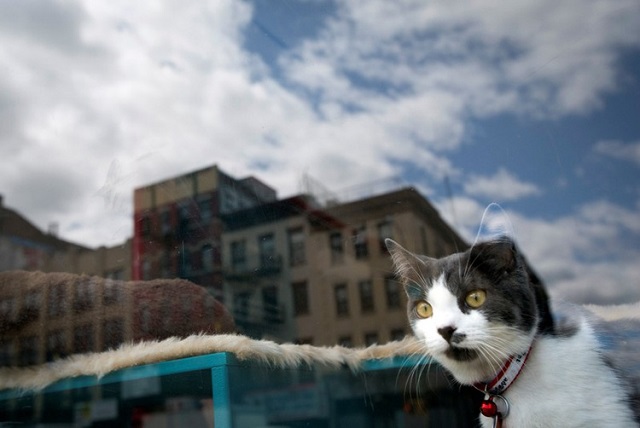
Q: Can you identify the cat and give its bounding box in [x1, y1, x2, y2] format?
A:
[386, 237, 639, 427]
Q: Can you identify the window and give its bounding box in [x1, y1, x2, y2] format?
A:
[24, 291, 41, 312]
[334, 283, 349, 316]
[364, 332, 379, 346]
[259, 233, 277, 269]
[338, 336, 353, 347]
[234, 292, 250, 322]
[385, 275, 402, 309]
[198, 196, 212, 223]
[140, 215, 151, 238]
[0, 342, 14, 366]
[230, 240, 247, 272]
[390, 328, 406, 341]
[46, 330, 67, 362]
[48, 283, 66, 317]
[0, 297, 16, 321]
[329, 231, 344, 264]
[140, 304, 152, 334]
[359, 280, 374, 313]
[178, 247, 190, 277]
[104, 279, 122, 305]
[104, 318, 124, 351]
[142, 259, 152, 280]
[178, 203, 190, 237]
[160, 250, 171, 278]
[160, 209, 171, 235]
[19, 336, 38, 367]
[353, 225, 369, 259]
[292, 281, 309, 316]
[106, 269, 124, 280]
[262, 286, 279, 323]
[377, 219, 393, 253]
[288, 227, 306, 266]
[73, 324, 94, 354]
[201, 244, 214, 272]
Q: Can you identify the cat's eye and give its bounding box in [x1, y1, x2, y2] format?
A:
[465, 290, 486, 308]
[414, 300, 432, 318]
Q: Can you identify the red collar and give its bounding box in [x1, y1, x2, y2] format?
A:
[474, 343, 533, 396]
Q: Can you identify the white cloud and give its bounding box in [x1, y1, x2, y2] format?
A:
[594, 140, 640, 166]
[463, 168, 542, 201]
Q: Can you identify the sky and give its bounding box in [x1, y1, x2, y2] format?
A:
[1, 0, 639, 305]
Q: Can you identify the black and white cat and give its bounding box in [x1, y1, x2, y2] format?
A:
[386, 237, 639, 427]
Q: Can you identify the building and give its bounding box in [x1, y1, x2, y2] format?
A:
[220, 194, 341, 341]
[132, 165, 277, 298]
[295, 187, 467, 347]
[219, 187, 467, 346]
[3, 168, 471, 352]
[0, 195, 89, 272]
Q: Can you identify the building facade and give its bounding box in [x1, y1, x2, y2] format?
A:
[295, 188, 467, 347]
[219, 187, 467, 347]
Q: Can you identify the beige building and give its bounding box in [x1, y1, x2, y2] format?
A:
[221, 188, 467, 347]
[298, 187, 467, 347]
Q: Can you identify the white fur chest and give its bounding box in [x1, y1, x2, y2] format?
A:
[479, 320, 636, 428]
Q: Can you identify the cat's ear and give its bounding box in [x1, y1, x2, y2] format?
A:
[469, 238, 518, 276]
[385, 239, 433, 283]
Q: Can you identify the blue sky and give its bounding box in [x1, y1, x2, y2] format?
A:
[0, 0, 638, 304]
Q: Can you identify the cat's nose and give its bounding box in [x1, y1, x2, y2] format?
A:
[438, 326, 457, 343]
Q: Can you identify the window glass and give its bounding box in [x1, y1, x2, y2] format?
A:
[1, 2, 638, 425]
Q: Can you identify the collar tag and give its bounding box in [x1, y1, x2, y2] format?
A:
[474, 344, 532, 396]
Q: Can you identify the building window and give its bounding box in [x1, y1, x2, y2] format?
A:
[0, 297, 16, 322]
[230, 240, 247, 272]
[74, 277, 97, 312]
[24, 291, 42, 313]
[48, 283, 66, 318]
[359, 280, 374, 313]
[364, 332, 379, 347]
[198, 196, 212, 223]
[292, 281, 309, 316]
[46, 330, 67, 362]
[73, 324, 94, 354]
[259, 233, 277, 269]
[202, 244, 214, 272]
[141, 215, 151, 238]
[334, 283, 349, 317]
[104, 279, 122, 305]
[385, 275, 402, 309]
[160, 209, 171, 235]
[106, 269, 124, 280]
[329, 231, 344, 264]
[288, 228, 306, 266]
[179, 247, 191, 277]
[142, 259, 152, 280]
[140, 304, 152, 334]
[19, 336, 39, 367]
[103, 318, 124, 351]
[178, 203, 190, 237]
[234, 292, 250, 323]
[377, 219, 393, 253]
[338, 336, 353, 347]
[262, 286, 279, 323]
[390, 328, 406, 341]
[353, 225, 369, 259]
[0, 342, 15, 366]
